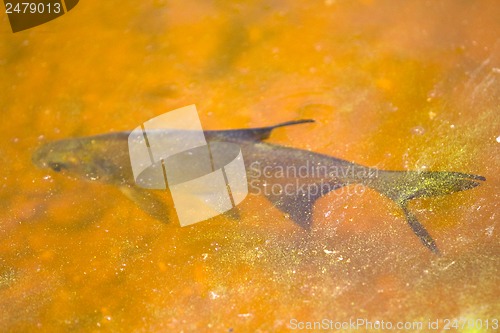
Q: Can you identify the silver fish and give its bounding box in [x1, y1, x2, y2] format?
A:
[33, 120, 485, 254]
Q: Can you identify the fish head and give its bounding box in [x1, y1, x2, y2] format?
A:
[32, 138, 108, 181]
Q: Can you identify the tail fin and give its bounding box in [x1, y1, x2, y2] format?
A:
[366, 170, 486, 254]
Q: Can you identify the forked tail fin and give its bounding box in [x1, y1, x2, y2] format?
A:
[366, 170, 486, 254]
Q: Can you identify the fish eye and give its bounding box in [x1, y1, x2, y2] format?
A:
[49, 162, 66, 172]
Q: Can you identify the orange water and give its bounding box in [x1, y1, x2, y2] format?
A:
[0, 1, 499, 332]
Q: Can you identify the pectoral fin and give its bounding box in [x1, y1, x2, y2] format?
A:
[119, 186, 170, 223]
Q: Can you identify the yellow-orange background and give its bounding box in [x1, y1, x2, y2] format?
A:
[0, 0, 499, 332]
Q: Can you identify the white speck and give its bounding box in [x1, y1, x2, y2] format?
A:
[485, 226, 494, 237]
[411, 126, 425, 135]
[324, 211, 331, 218]
[201, 253, 208, 260]
[323, 249, 337, 254]
[496, 135, 500, 143]
[450, 124, 456, 129]
[238, 313, 253, 318]
[390, 104, 399, 112]
[209, 291, 219, 300]
[104, 316, 112, 321]
[440, 261, 456, 271]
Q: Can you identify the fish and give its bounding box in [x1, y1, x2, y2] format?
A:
[32, 119, 485, 254]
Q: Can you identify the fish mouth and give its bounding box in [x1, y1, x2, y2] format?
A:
[32, 146, 49, 169]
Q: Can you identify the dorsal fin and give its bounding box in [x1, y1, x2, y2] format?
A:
[205, 119, 315, 142]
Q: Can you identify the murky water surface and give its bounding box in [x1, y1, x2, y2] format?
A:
[0, 0, 499, 332]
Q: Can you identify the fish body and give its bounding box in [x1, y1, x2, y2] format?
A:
[33, 120, 485, 254]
